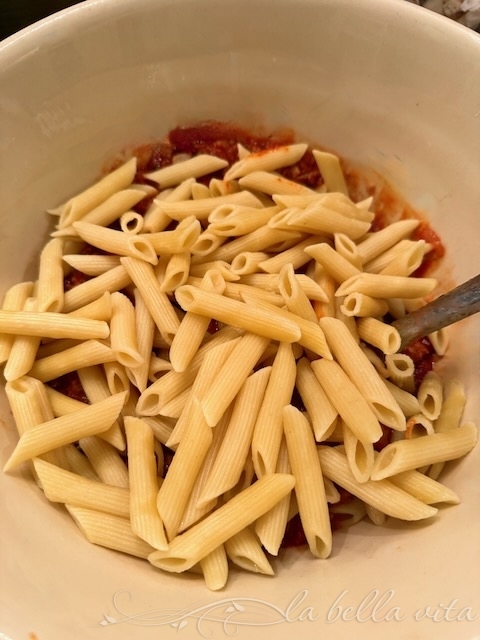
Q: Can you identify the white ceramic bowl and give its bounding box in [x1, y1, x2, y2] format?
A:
[1, 1, 479, 638]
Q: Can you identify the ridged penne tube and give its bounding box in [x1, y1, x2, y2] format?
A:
[305, 242, 361, 283]
[320, 317, 405, 431]
[127, 288, 155, 392]
[230, 251, 271, 275]
[191, 182, 212, 199]
[121, 257, 180, 342]
[252, 343, 296, 477]
[278, 264, 318, 322]
[239, 273, 328, 302]
[153, 190, 262, 221]
[224, 143, 307, 181]
[199, 367, 271, 507]
[63, 255, 121, 276]
[336, 273, 437, 299]
[417, 371, 443, 421]
[222, 282, 284, 306]
[295, 357, 338, 441]
[62, 265, 131, 313]
[73, 221, 157, 265]
[405, 413, 434, 438]
[343, 425, 375, 483]
[169, 271, 226, 373]
[203, 227, 301, 264]
[188, 260, 238, 282]
[377, 241, 427, 277]
[104, 361, 131, 397]
[383, 379, 421, 416]
[334, 295, 360, 342]
[311, 266, 336, 319]
[29, 340, 115, 382]
[33, 457, 129, 518]
[144, 216, 201, 254]
[330, 498, 367, 528]
[0, 311, 110, 341]
[210, 177, 240, 195]
[119, 211, 144, 234]
[175, 286, 300, 344]
[66, 505, 154, 559]
[110, 292, 143, 368]
[190, 229, 227, 258]
[5, 376, 52, 435]
[371, 424, 478, 480]
[62, 443, 99, 480]
[201, 333, 270, 427]
[3, 298, 41, 382]
[145, 154, 228, 187]
[148, 473, 295, 573]
[57, 158, 137, 228]
[79, 436, 129, 488]
[385, 354, 415, 393]
[160, 252, 191, 292]
[317, 446, 438, 520]
[312, 150, 349, 195]
[365, 504, 386, 526]
[0, 281, 34, 364]
[286, 204, 370, 240]
[334, 233, 363, 269]
[199, 546, 229, 591]
[80, 188, 146, 228]
[210, 206, 281, 237]
[356, 219, 420, 264]
[361, 345, 390, 378]
[258, 235, 326, 274]
[356, 317, 401, 355]
[3, 392, 127, 471]
[140, 416, 175, 447]
[283, 406, 332, 558]
[388, 470, 459, 504]
[340, 292, 389, 318]
[225, 527, 274, 575]
[147, 356, 173, 381]
[124, 417, 168, 550]
[255, 438, 291, 555]
[311, 359, 383, 444]
[238, 171, 315, 196]
[36, 238, 64, 313]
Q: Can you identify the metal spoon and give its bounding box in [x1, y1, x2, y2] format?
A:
[392, 274, 480, 350]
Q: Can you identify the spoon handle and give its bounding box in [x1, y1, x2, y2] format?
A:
[392, 273, 480, 350]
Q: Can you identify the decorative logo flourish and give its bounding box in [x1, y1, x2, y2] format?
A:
[96, 589, 319, 637]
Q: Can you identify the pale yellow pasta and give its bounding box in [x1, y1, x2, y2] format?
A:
[199, 546, 229, 591]
[124, 416, 168, 550]
[0, 281, 34, 364]
[356, 219, 420, 264]
[278, 264, 318, 322]
[230, 251, 271, 275]
[190, 228, 227, 257]
[3, 392, 127, 471]
[126, 288, 156, 392]
[372, 424, 478, 480]
[145, 216, 201, 254]
[203, 227, 301, 263]
[29, 340, 115, 383]
[62, 265, 131, 313]
[333, 233, 363, 269]
[104, 361, 131, 397]
[145, 154, 228, 187]
[153, 190, 262, 221]
[385, 353, 416, 393]
[239, 272, 327, 302]
[66, 504, 154, 559]
[188, 260, 238, 281]
[378, 241, 426, 277]
[252, 343, 296, 477]
[312, 150, 349, 195]
[305, 242, 361, 284]
[3, 298, 41, 382]
[62, 443, 99, 480]
[149, 473, 295, 573]
[365, 504, 386, 526]
[428, 329, 449, 356]
[119, 210, 144, 234]
[356, 316, 402, 355]
[286, 202, 370, 240]
[389, 469, 459, 504]
[110, 291, 143, 368]
[224, 527, 274, 575]
[36, 238, 65, 313]
[317, 446, 438, 520]
[121, 257, 180, 343]
[63, 254, 121, 276]
[191, 182, 212, 200]
[144, 180, 196, 233]
[33, 457, 130, 517]
[343, 424, 375, 483]
[140, 416, 175, 447]
[336, 272, 437, 299]
[224, 143, 307, 181]
[258, 235, 325, 274]
[199, 366, 271, 507]
[340, 292, 389, 318]
[221, 282, 284, 306]
[283, 405, 332, 558]
[238, 170, 315, 196]
[201, 332, 270, 427]
[0, 310, 109, 341]
[79, 435, 129, 488]
[57, 158, 137, 228]
[254, 438, 292, 556]
[311, 359, 383, 445]
[383, 379, 422, 417]
[175, 286, 300, 344]
[160, 251, 191, 293]
[210, 206, 281, 237]
[334, 295, 360, 342]
[295, 357, 338, 441]
[417, 370, 443, 421]
[73, 221, 157, 265]
[330, 498, 367, 528]
[361, 345, 390, 378]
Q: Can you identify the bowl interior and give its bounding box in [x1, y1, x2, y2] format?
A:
[1, 1, 479, 638]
